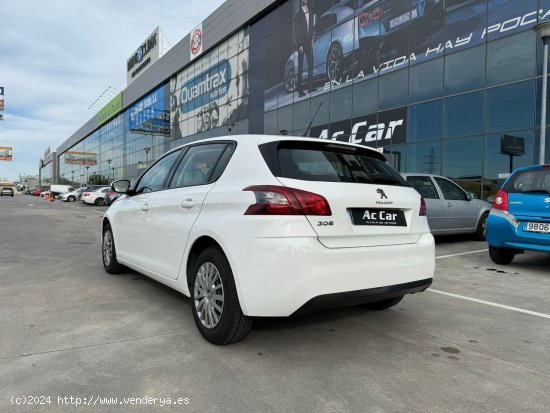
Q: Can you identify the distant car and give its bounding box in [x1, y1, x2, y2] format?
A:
[105, 190, 122, 206]
[82, 187, 110, 205]
[486, 165, 550, 265]
[32, 189, 42, 196]
[1, 188, 14, 197]
[401, 173, 491, 240]
[60, 188, 84, 202]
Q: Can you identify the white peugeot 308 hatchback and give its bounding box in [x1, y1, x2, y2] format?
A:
[102, 135, 435, 344]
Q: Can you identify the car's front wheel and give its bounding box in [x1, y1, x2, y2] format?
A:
[191, 247, 252, 344]
[489, 246, 515, 265]
[68, 195, 75, 202]
[102, 223, 126, 274]
[362, 296, 403, 311]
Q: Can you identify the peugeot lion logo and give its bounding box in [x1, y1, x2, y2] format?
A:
[377, 188, 388, 199]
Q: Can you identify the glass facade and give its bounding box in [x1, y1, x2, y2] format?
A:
[53, 0, 550, 202]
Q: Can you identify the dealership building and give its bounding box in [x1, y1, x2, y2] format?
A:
[39, 0, 550, 200]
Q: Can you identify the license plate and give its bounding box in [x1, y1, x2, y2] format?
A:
[524, 222, 550, 233]
[389, 9, 418, 29]
[349, 208, 406, 226]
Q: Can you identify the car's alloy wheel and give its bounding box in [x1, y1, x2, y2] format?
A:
[191, 247, 252, 344]
[327, 43, 343, 83]
[194, 262, 224, 329]
[284, 60, 296, 92]
[68, 196, 75, 202]
[102, 224, 125, 274]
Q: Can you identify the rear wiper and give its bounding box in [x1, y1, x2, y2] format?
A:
[522, 189, 550, 194]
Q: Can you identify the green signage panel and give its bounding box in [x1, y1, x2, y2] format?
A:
[97, 93, 122, 126]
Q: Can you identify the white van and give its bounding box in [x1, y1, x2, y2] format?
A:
[50, 185, 75, 196]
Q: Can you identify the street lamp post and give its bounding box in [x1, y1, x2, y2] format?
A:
[144, 147, 151, 165]
[535, 22, 550, 164]
[107, 159, 112, 182]
[85, 165, 90, 185]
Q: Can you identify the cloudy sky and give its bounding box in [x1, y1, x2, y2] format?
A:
[0, 0, 225, 181]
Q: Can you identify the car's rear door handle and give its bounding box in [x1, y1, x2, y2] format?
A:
[447, 203, 453, 208]
[141, 203, 149, 212]
[181, 199, 196, 209]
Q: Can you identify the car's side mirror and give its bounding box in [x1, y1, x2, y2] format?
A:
[466, 192, 476, 201]
[112, 179, 131, 194]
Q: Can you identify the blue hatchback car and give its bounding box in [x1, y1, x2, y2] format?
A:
[486, 165, 550, 264]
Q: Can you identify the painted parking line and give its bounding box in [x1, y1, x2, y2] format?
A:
[428, 289, 550, 320]
[436, 249, 488, 259]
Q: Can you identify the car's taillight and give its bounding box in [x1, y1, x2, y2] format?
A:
[492, 189, 508, 211]
[83, 193, 90, 196]
[419, 197, 427, 216]
[243, 185, 332, 216]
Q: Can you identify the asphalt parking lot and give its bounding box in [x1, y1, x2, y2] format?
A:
[1, 195, 549, 412]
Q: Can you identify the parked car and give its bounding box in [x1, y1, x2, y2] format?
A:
[82, 187, 110, 205]
[486, 165, 550, 265]
[50, 184, 75, 197]
[105, 190, 122, 206]
[1, 187, 14, 197]
[102, 135, 435, 344]
[401, 173, 491, 240]
[60, 188, 85, 202]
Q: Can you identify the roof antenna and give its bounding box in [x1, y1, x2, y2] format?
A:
[303, 101, 323, 137]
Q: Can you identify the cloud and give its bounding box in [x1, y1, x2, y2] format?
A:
[0, 0, 225, 181]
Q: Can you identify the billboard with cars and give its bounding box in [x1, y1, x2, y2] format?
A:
[0, 146, 12, 161]
[259, 0, 549, 114]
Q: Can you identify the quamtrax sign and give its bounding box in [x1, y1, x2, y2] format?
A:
[97, 93, 122, 126]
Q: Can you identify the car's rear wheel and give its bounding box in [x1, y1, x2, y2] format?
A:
[474, 212, 489, 241]
[327, 43, 343, 83]
[284, 60, 296, 92]
[191, 247, 252, 344]
[102, 223, 126, 274]
[362, 295, 403, 311]
[68, 195, 75, 202]
[489, 246, 515, 265]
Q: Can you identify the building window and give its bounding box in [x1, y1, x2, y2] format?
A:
[444, 91, 484, 138]
[486, 80, 534, 133]
[444, 45, 485, 96]
[406, 141, 441, 175]
[409, 58, 443, 103]
[442, 136, 483, 180]
[408, 100, 443, 142]
[379, 70, 408, 110]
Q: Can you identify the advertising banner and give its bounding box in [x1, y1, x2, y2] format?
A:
[97, 93, 122, 127]
[190, 23, 203, 61]
[0, 146, 12, 161]
[171, 28, 249, 139]
[0, 86, 4, 121]
[127, 27, 162, 85]
[129, 86, 169, 135]
[64, 151, 97, 166]
[261, 0, 545, 112]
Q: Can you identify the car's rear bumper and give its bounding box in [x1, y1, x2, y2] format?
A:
[487, 211, 550, 253]
[232, 232, 435, 317]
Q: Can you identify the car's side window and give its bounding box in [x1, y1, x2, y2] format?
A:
[135, 150, 182, 194]
[405, 176, 440, 199]
[434, 177, 468, 201]
[168, 144, 227, 189]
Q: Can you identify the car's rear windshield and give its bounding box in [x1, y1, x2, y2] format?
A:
[260, 141, 408, 186]
[503, 169, 550, 194]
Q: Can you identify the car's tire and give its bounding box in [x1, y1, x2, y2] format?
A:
[191, 246, 252, 345]
[102, 223, 126, 274]
[94, 198, 104, 206]
[489, 246, 515, 265]
[68, 195, 75, 202]
[284, 60, 296, 93]
[474, 212, 489, 241]
[362, 295, 403, 311]
[327, 43, 343, 83]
